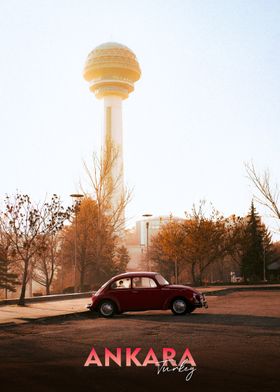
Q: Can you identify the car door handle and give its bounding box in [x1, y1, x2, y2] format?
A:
[132, 290, 139, 293]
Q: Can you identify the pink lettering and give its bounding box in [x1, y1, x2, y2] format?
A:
[162, 347, 177, 366]
[125, 348, 142, 366]
[179, 348, 196, 367]
[142, 348, 159, 366]
[105, 347, 122, 367]
[84, 348, 103, 367]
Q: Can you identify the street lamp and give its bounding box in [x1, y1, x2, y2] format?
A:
[142, 213, 152, 271]
[70, 193, 84, 292]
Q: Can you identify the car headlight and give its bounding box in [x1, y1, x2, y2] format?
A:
[193, 293, 201, 302]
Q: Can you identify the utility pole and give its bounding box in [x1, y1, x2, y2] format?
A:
[143, 214, 152, 271]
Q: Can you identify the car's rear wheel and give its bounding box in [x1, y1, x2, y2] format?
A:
[171, 298, 190, 315]
[98, 300, 116, 318]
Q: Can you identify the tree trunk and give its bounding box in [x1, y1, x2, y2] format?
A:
[80, 266, 85, 292]
[196, 262, 203, 286]
[18, 260, 28, 306]
[191, 262, 196, 285]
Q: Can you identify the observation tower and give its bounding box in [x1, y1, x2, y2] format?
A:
[83, 42, 141, 223]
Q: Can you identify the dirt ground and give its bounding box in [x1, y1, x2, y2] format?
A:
[0, 290, 279, 392]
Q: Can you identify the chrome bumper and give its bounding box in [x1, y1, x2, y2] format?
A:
[194, 293, 208, 308]
[201, 294, 208, 308]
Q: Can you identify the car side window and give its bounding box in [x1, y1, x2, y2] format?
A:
[132, 277, 157, 288]
[111, 278, 131, 289]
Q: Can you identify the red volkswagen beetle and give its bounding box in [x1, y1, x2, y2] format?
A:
[87, 272, 208, 317]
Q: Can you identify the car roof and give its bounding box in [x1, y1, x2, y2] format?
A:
[112, 271, 159, 280]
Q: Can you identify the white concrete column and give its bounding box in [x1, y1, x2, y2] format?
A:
[103, 95, 124, 220]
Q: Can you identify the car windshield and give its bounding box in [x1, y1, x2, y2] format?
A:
[155, 274, 169, 286]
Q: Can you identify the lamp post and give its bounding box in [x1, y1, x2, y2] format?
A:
[70, 194, 84, 292]
[142, 213, 152, 271]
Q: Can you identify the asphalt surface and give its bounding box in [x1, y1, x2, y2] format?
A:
[0, 290, 279, 392]
[1, 284, 279, 327]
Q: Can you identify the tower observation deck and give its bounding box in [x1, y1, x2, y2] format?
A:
[83, 42, 141, 228]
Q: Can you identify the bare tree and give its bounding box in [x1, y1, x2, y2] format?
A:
[32, 234, 60, 295]
[245, 162, 280, 220]
[0, 194, 72, 305]
[82, 139, 132, 234]
[74, 140, 132, 286]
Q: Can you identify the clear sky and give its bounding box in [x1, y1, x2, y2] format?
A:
[0, 0, 279, 235]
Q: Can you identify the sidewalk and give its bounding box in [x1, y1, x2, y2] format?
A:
[0, 297, 89, 327]
[0, 284, 279, 327]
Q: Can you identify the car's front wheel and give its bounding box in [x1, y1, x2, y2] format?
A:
[171, 298, 190, 315]
[98, 300, 116, 318]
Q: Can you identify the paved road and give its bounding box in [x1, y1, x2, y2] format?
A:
[0, 287, 220, 326]
[0, 290, 280, 392]
[1, 284, 279, 326]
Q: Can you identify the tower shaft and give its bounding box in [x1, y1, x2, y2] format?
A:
[84, 42, 141, 231]
[103, 96, 124, 221]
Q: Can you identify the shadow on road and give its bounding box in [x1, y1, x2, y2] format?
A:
[119, 312, 280, 329]
[10, 310, 279, 331]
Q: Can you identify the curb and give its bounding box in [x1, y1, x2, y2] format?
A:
[203, 285, 280, 296]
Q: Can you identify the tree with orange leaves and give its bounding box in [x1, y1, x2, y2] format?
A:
[150, 202, 229, 285]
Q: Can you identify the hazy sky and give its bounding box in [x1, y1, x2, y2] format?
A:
[0, 0, 279, 235]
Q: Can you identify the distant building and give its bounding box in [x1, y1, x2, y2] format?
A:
[126, 216, 184, 271]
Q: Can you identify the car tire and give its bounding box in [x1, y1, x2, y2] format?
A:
[186, 305, 196, 314]
[171, 298, 190, 315]
[98, 300, 116, 318]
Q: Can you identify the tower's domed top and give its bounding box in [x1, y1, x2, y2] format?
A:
[94, 42, 130, 50]
[83, 42, 141, 99]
